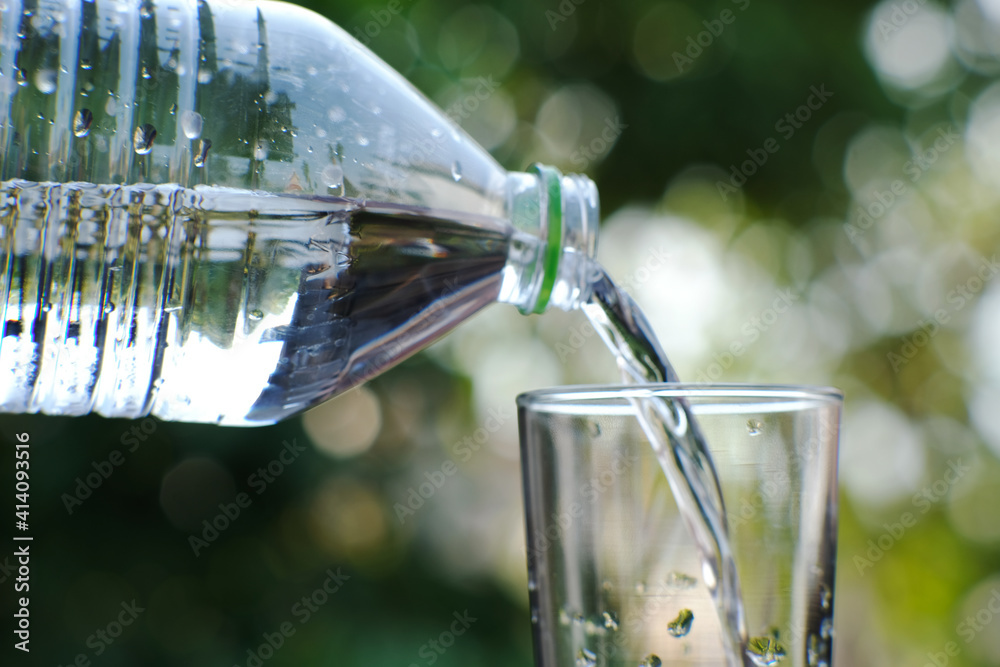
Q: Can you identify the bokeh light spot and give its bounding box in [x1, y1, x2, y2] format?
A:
[303, 386, 382, 459]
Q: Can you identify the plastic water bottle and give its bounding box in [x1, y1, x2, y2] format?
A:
[0, 0, 598, 425]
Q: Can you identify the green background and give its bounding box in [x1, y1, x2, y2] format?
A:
[4, 0, 1000, 665]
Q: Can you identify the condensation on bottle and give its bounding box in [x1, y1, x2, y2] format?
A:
[0, 0, 599, 425]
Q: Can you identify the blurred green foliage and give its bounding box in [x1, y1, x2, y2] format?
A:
[3, 0, 1000, 666]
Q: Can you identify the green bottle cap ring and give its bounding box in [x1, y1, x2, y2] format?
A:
[529, 163, 562, 315]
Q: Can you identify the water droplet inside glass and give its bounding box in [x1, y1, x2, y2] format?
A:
[248, 309, 264, 321]
[180, 110, 203, 139]
[666, 571, 698, 589]
[746, 636, 786, 666]
[747, 419, 763, 436]
[193, 139, 211, 167]
[667, 609, 694, 638]
[34, 69, 56, 94]
[73, 108, 93, 137]
[639, 655, 662, 667]
[451, 160, 462, 181]
[133, 123, 156, 155]
[602, 611, 619, 631]
[575, 648, 597, 667]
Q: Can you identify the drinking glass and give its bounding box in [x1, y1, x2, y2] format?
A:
[518, 384, 841, 667]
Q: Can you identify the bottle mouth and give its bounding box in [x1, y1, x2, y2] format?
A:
[500, 165, 600, 315]
[551, 170, 599, 311]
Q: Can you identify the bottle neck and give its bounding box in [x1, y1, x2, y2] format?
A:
[499, 165, 599, 315]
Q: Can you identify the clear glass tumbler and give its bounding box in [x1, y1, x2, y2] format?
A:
[518, 384, 841, 667]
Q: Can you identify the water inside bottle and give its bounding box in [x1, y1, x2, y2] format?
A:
[0, 180, 507, 424]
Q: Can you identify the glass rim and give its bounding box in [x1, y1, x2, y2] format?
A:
[517, 383, 842, 415]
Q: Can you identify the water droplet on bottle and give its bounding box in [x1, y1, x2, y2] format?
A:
[451, 161, 462, 181]
[356, 134, 369, 147]
[103, 302, 115, 314]
[558, 608, 571, 626]
[746, 636, 786, 666]
[180, 110, 203, 139]
[140, 66, 151, 79]
[667, 609, 694, 638]
[41, 302, 52, 313]
[193, 139, 211, 167]
[575, 648, 596, 667]
[133, 123, 156, 154]
[572, 612, 584, 626]
[307, 65, 317, 76]
[253, 140, 269, 160]
[80, 59, 92, 70]
[602, 611, 619, 631]
[248, 309, 263, 321]
[530, 609, 539, 624]
[327, 106, 346, 123]
[34, 69, 56, 94]
[819, 617, 833, 640]
[197, 68, 213, 84]
[634, 581, 646, 594]
[322, 164, 344, 192]
[139, 4, 152, 18]
[431, 127, 443, 139]
[73, 108, 93, 137]
[601, 580, 613, 592]
[747, 419, 763, 436]
[527, 575, 537, 591]
[639, 655, 661, 667]
[587, 421, 601, 437]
